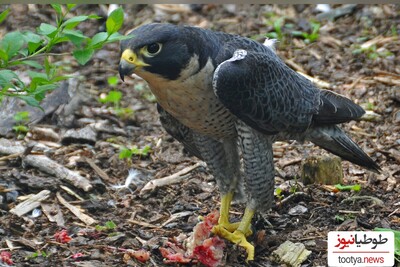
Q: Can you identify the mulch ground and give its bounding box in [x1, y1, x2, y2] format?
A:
[0, 4, 399, 267]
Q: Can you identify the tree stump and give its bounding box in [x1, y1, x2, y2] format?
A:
[301, 155, 343, 185]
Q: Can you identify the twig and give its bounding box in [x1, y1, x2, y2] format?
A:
[84, 157, 112, 183]
[128, 219, 160, 229]
[140, 162, 205, 196]
[56, 192, 97, 225]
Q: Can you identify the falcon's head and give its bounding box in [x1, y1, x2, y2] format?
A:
[119, 23, 197, 82]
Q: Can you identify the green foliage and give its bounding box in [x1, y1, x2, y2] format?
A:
[263, 15, 320, 45]
[334, 184, 361, 192]
[95, 220, 117, 231]
[352, 44, 394, 59]
[119, 145, 152, 160]
[334, 213, 355, 222]
[291, 21, 320, 44]
[107, 76, 119, 87]
[374, 228, 400, 262]
[100, 87, 134, 119]
[13, 111, 30, 136]
[275, 187, 284, 200]
[0, 5, 132, 108]
[27, 250, 48, 259]
[360, 101, 376, 111]
[100, 90, 122, 106]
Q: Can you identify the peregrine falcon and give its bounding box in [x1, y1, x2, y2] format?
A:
[119, 23, 380, 261]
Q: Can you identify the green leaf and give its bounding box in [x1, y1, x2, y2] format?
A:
[0, 49, 8, 64]
[28, 70, 48, 81]
[66, 4, 76, 11]
[73, 48, 94, 65]
[0, 31, 25, 59]
[13, 111, 30, 122]
[38, 23, 58, 37]
[20, 60, 43, 69]
[119, 147, 132, 159]
[105, 221, 117, 230]
[0, 69, 19, 86]
[62, 15, 89, 29]
[334, 184, 361, 192]
[16, 95, 42, 109]
[106, 7, 124, 34]
[23, 31, 43, 54]
[13, 125, 29, 134]
[63, 29, 88, 46]
[106, 32, 133, 43]
[102, 90, 122, 105]
[107, 76, 119, 86]
[88, 14, 102, 19]
[51, 4, 62, 16]
[0, 8, 10, 24]
[90, 32, 108, 48]
[32, 84, 58, 101]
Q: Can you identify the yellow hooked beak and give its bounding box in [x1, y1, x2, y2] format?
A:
[119, 49, 149, 81]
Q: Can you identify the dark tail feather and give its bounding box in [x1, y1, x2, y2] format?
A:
[308, 125, 381, 173]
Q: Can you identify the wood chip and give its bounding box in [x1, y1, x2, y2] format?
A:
[140, 162, 205, 196]
[297, 71, 331, 89]
[361, 36, 397, 49]
[373, 76, 400, 86]
[41, 203, 65, 227]
[128, 219, 160, 229]
[10, 190, 51, 217]
[271, 240, 311, 267]
[85, 157, 112, 183]
[60, 185, 84, 201]
[56, 192, 97, 225]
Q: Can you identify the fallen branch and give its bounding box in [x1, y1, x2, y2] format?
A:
[0, 138, 92, 191]
[140, 162, 205, 196]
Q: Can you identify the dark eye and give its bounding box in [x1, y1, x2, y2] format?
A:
[146, 43, 161, 55]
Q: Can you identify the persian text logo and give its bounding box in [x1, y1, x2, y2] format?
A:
[328, 231, 394, 266]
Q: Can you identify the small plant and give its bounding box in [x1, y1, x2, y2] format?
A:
[334, 213, 355, 222]
[265, 16, 285, 41]
[119, 145, 152, 160]
[335, 184, 361, 192]
[95, 220, 117, 232]
[291, 21, 321, 44]
[275, 187, 284, 201]
[352, 44, 394, 59]
[100, 76, 134, 119]
[12, 111, 30, 136]
[27, 250, 48, 260]
[0, 5, 131, 108]
[263, 16, 320, 45]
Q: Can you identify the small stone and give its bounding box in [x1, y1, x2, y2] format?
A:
[61, 126, 97, 145]
[288, 205, 308, 216]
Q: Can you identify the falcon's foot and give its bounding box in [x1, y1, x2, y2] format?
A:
[212, 207, 255, 261]
[212, 193, 253, 236]
[212, 227, 254, 261]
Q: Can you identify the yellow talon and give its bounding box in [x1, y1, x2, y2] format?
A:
[212, 196, 256, 261]
[212, 227, 255, 261]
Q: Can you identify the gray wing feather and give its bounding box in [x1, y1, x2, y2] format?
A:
[213, 49, 320, 134]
